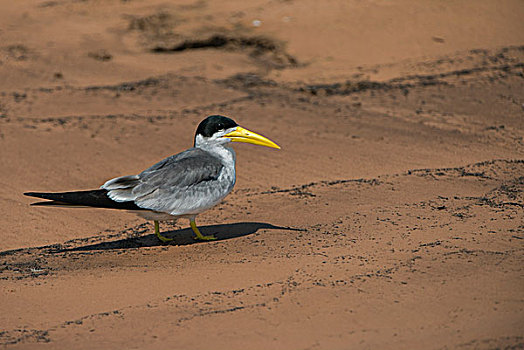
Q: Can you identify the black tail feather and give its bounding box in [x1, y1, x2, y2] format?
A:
[24, 189, 142, 210]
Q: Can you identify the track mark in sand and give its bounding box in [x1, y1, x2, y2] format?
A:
[481, 175, 524, 209]
[258, 159, 524, 196]
[0, 93, 251, 127]
[0, 309, 123, 346]
[0, 329, 50, 346]
[257, 177, 381, 197]
[1, 44, 34, 62]
[124, 10, 299, 69]
[406, 159, 524, 179]
[0, 270, 309, 345]
[0, 74, 250, 124]
[152, 35, 298, 68]
[442, 336, 524, 350]
[163, 274, 307, 325]
[0, 74, 246, 99]
[298, 61, 523, 96]
[295, 45, 524, 96]
[217, 72, 279, 90]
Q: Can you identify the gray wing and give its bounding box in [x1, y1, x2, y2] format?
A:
[102, 148, 227, 215]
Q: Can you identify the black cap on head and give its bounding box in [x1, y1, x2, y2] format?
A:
[195, 115, 238, 138]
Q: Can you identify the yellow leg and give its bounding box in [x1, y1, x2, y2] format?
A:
[190, 219, 216, 241]
[154, 220, 173, 243]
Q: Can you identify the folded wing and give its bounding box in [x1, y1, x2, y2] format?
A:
[102, 148, 225, 215]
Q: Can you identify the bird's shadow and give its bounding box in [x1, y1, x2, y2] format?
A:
[55, 222, 303, 253]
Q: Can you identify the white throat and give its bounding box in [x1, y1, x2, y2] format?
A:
[195, 135, 236, 167]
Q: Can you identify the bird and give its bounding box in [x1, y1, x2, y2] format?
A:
[24, 115, 280, 243]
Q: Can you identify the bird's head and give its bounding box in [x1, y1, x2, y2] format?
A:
[194, 115, 280, 149]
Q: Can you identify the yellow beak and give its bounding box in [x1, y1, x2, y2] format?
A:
[223, 126, 281, 149]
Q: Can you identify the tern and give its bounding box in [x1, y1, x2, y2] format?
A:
[24, 115, 280, 243]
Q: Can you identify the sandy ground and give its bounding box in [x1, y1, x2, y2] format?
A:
[1, 0, 523, 348]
